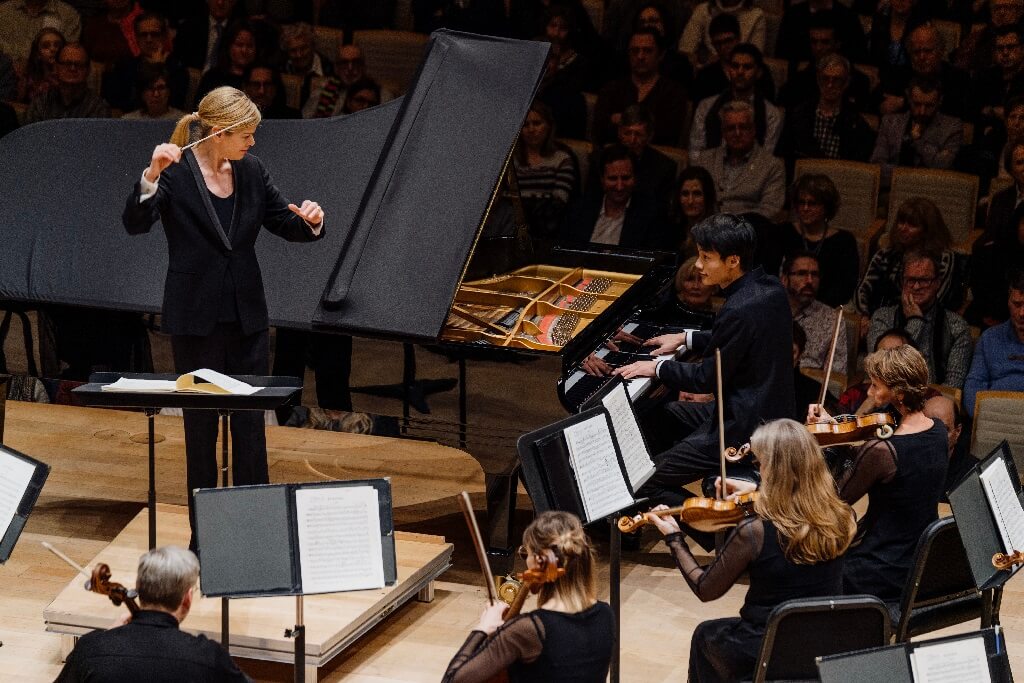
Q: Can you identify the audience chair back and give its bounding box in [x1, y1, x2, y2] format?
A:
[763, 56, 788, 93]
[312, 26, 343, 67]
[650, 144, 688, 179]
[932, 19, 962, 58]
[280, 73, 303, 110]
[893, 516, 990, 642]
[751, 595, 891, 683]
[353, 30, 430, 94]
[764, 13, 783, 58]
[581, 0, 604, 33]
[887, 167, 980, 252]
[971, 392, 1024, 473]
[794, 159, 880, 243]
[583, 92, 598, 142]
[186, 68, 201, 111]
[928, 383, 962, 406]
[558, 138, 594, 191]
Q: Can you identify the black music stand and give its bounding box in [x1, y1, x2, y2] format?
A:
[73, 373, 302, 550]
[0, 445, 49, 564]
[194, 479, 396, 683]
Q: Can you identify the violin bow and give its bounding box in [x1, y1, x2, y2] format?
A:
[818, 307, 845, 409]
[716, 348, 726, 501]
[457, 491, 499, 606]
[42, 541, 90, 579]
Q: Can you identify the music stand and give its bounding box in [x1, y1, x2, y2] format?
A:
[194, 479, 396, 683]
[73, 372, 302, 550]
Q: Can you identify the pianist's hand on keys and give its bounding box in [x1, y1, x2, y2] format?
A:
[614, 360, 659, 379]
[643, 333, 688, 356]
[582, 352, 614, 377]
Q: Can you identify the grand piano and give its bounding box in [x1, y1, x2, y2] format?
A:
[0, 30, 677, 565]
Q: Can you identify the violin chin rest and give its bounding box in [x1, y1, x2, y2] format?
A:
[876, 425, 894, 439]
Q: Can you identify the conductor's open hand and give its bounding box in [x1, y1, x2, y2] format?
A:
[289, 201, 324, 231]
[145, 143, 182, 182]
[644, 332, 686, 356]
[613, 360, 658, 379]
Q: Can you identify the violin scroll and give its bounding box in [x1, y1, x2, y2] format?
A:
[88, 563, 140, 615]
[992, 550, 1024, 571]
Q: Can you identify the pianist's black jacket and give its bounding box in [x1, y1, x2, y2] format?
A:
[123, 150, 323, 337]
[659, 266, 795, 453]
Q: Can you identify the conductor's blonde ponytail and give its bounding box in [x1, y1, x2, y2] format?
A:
[170, 87, 261, 148]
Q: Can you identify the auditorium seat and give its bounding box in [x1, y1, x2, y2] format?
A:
[352, 30, 430, 95]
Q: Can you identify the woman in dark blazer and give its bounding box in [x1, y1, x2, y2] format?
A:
[123, 86, 325, 545]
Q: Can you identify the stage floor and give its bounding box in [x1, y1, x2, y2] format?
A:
[3, 400, 1024, 681]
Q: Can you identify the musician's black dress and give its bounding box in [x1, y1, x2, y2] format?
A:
[665, 517, 844, 682]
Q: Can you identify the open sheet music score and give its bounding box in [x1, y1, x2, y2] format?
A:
[296, 485, 385, 593]
[101, 369, 259, 395]
[600, 381, 655, 491]
[979, 457, 1024, 568]
[562, 415, 635, 522]
[909, 634, 992, 683]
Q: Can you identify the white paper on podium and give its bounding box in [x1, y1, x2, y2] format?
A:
[101, 378, 178, 392]
[295, 486, 385, 594]
[979, 457, 1024, 559]
[601, 383, 655, 491]
[0, 451, 35, 537]
[909, 635, 991, 683]
[563, 415, 635, 522]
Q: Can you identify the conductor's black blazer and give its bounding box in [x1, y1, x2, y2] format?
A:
[123, 150, 323, 337]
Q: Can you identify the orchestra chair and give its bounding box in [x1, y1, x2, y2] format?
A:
[970, 391, 1024, 475]
[312, 26, 343, 66]
[558, 138, 594, 191]
[747, 595, 891, 682]
[650, 144, 688, 179]
[280, 73, 303, 110]
[352, 30, 430, 95]
[873, 168, 980, 255]
[891, 516, 996, 642]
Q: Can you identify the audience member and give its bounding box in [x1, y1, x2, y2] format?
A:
[340, 76, 380, 114]
[964, 269, 1024, 413]
[195, 20, 258, 100]
[778, 54, 876, 178]
[541, 4, 594, 91]
[668, 255, 718, 328]
[102, 12, 188, 112]
[244, 64, 298, 119]
[689, 43, 781, 154]
[592, 27, 688, 146]
[121, 65, 183, 119]
[81, 0, 141, 65]
[857, 197, 967, 315]
[172, 0, 241, 73]
[280, 22, 331, 107]
[563, 144, 670, 250]
[869, 75, 963, 186]
[867, 250, 973, 388]
[592, 104, 677, 212]
[411, 0, 509, 36]
[985, 133, 1024, 239]
[18, 27, 64, 103]
[0, 0, 80, 62]
[994, 98, 1024, 180]
[776, 174, 860, 306]
[778, 21, 872, 112]
[25, 42, 109, 122]
[302, 44, 393, 119]
[879, 23, 973, 121]
[679, 0, 765, 65]
[514, 100, 578, 238]
[791, 322, 836, 420]
[971, 181, 1024, 326]
[978, 25, 1024, 120]
[784, 252, 848, 374]
[866, 0, 928, 82]
[955, 0, 1024, 76]
[670, 165, 718, 257]
[633, 2, 693, 90]
[689, 12, 775, 103]
[834, 328, 941, 415]
[691, 100, 785, 219]
[776, 0, 868, 64]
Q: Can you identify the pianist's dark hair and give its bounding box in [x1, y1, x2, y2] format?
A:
[689, 213, 756, 270]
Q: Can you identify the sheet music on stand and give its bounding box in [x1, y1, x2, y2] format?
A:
[979, 456, 1024, 575]
[0, 445, 49, 563]
[584, 376, 657, 491]
[909, 634, 991, 683]
[563, 416, 636, 522]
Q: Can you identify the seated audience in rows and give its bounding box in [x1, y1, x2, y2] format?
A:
[866, 0, 928, 80]
[0, 0, 80, 63]
[775, 174, 860, 307]
[173, 0, 243, 73]
[533, 6, 590, 139]
[103, 12, 188, 113]
[689, 43, 781, 154]
[644, 419, 854, 683]
[122, 65, 183, 120]
[964, 269, 1024, 415]
[985, 134, 1024, 240]
[978, 25, 1024, 122]
[81, 0, 141, 66]
[26, 42, 109, 123]
[689, 12, 775, 103]
[509, 0, 603, 61]
[777, 0, 868, 64]
[835, 328, 941, 416]
[679, 0, 765, 65]
[778, 19, 872, 112]
[340, 76, 380, 114]
[244, 64, 299, 119]
[857, 197, 967, 315]
[792, 322, 835, 420]
[691, 100, 785, 220]
[632, 2, 693, 91]
[591, 104, 677, 213]
[280, 22, 331, 107]
[195, 20, 259, 101]
[879, 23, 974, 121]
[302, 43, 392, 118]
[671, 165, 717, 258]
[971, 190, 1024, 326]
[18, 27, 64, 103]
[869, 75, 963, 187]
[988, 97, 1024, 182]
[592, 28, 688, 147]
[812, 344, 948, 606]
[785, 252, 849, 375]
[867, 250, 973, 388]
[954, 0, 1024, 76]
[563, 144, 669, 250]
[668, 255, 718, 328]
[514, 100, 578, 239]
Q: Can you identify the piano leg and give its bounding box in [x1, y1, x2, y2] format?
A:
[483, 469, 519, 575]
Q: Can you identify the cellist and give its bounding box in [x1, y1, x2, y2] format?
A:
[442, 511, 614, 683]
[645, 419, 855, 683]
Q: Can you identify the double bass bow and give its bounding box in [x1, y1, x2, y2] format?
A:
[43, 541, 140, 616]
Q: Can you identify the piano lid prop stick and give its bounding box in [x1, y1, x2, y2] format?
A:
[181, 120, 246, 151]
[458, 491, 499, 605]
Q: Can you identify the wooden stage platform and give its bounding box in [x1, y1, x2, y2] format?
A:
[3, 400, 1024, 681]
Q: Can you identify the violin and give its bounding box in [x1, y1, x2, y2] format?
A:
[992, 550, 1024, 571]
[500, 558, 566, 622]
[807, 412, 896, 447]
[618, 491, 759, 534]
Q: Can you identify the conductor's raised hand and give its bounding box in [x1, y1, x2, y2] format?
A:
[289, 200, 324, 230]
[644, 332, 686, 356]
[144, 143, 182, 182]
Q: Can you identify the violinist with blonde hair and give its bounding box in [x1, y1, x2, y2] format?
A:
[123, 86, 325, 548]
[443, 511, 614, 682]
[646, 419, 856, 682]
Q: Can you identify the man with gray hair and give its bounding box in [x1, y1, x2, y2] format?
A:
[691, 100, 785, 219]
[56, 546, 249, 682]
[281, 22, 332, 106]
